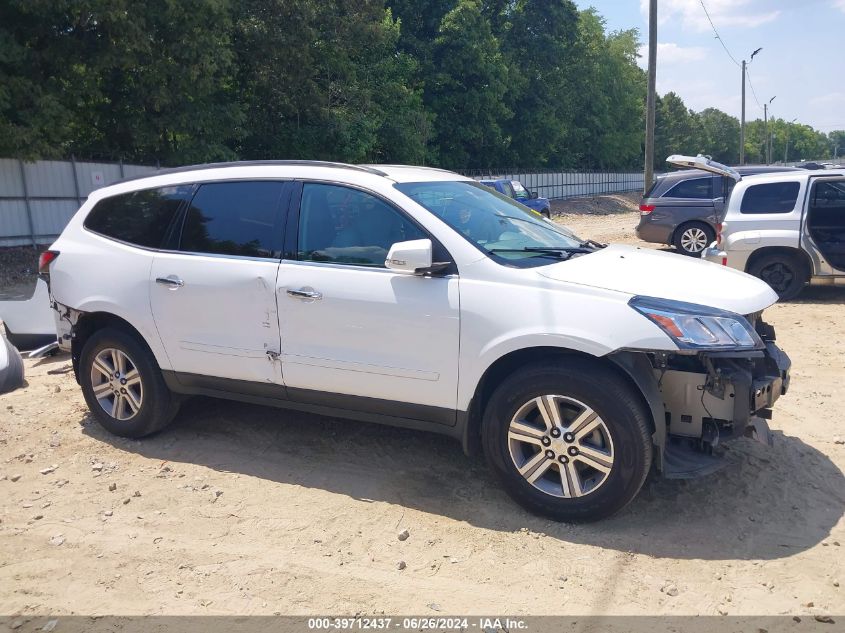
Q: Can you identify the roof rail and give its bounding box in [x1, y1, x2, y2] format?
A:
[363, 164, 456, 175]
[111, 160, 390, 185]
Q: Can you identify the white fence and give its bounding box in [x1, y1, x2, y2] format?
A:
[463, 169, 644, 201]
[0, 158, 645, 247]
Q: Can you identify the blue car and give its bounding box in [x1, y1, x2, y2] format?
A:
[480, 179, 551, 218]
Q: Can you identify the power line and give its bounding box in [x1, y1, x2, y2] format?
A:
[745, 67, 763, 110]
[699, 0, 741, 67]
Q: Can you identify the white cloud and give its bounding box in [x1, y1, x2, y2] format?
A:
[834, 0, 845, 12]
[639, 0, 781, 32]
[810, 92, 845, 106]
[637, 42, 708, 68]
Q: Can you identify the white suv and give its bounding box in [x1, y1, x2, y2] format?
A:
[41, 161, 791, 521]
[670, 154, 845, 299]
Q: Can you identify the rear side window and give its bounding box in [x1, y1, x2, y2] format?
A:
[740, 182, 801, 214]
[84, 185, 192, 248]
[663, 177, 713, 199]
[179, 181, 285, 257]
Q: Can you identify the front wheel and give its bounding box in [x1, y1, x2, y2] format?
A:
[80, 328, 179, 437]
[481, 359, 653, 522]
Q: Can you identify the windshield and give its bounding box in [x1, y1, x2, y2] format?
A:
[394, 181, 586, 266]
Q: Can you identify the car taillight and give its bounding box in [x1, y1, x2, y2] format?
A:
[38, 250, 59, 274]
[639, 204, 655, 215]
[716, 223, 723, 246]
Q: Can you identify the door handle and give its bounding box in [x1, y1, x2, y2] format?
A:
[156, 276, 184, 289]
[286, 288, 322, 300]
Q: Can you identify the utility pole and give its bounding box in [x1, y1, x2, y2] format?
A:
[740, 59, 746, 165]
[644, 0, 657, 192]
[741, 48, 762, 165]
[784, 117, 796, 163]
[763, 102, 768, 165]
[766, 96, 776, 164]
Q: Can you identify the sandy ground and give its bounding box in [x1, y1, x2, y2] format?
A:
[1, 201, 843, 620]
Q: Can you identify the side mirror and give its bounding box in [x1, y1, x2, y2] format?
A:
[385, 239, 434, 274]
[530, 191, 539, 200]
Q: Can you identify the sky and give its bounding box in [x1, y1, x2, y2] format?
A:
[574, 0, 845, 134]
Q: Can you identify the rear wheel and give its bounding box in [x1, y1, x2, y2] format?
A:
[481, 359, 652, 522]
[748, 252, 808, 300]
[80, 328, 179, 437]
[673, 222, 714, 256]
[541, 208, 551, 219]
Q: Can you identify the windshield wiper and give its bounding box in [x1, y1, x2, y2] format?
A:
[489, 246, 594, 260]
[579, 239, 607, 249]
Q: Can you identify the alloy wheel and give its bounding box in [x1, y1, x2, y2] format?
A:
[507, 395, 614, 498]
[90, 347, 144, 421]
[680, 227, 709, 254]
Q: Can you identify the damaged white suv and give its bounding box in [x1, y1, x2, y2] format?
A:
[41, 161, 791, 521]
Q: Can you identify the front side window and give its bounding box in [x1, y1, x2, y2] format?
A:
[84, 185, 192, 248]
[663, 177, 713, 199]
[179, 181, 285, 257]
[740, 182, 801, 214]
[297, 183, 426, 267]
[395, 180, 585, 267]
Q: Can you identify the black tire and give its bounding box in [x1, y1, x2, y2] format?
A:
[541, 208, 551, 219]
[79, 327, 179, 438]
[673, 222, 715, 256]
[481, 358, 652, 522]
[747, 252, 808, 300]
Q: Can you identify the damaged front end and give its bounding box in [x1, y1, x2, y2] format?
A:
[622, 297, 791, 479]
[653, 313, 790, 477]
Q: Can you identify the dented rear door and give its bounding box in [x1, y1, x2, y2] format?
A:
[149, 180, 290, 386]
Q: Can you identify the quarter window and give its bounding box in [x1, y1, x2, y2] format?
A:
[663, 177, 713, 199]
[179, 181, 285, 257]
[84, 185, 192, 248]
[297, 183, 426, 267]
[740, 182, 801, 214]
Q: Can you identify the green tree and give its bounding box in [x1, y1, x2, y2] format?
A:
[697, 108, 740, 165]
[428, 0, 511, 168]
[494, 0, 580, 167]
[654, 92, 701, 169]
[0, 0, 243, 163]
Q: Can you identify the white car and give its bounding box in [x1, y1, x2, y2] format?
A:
[678, 154, 845, 299]
[42, 161, 791, 521]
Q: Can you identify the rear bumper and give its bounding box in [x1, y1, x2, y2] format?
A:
[635, 217, 673, 244]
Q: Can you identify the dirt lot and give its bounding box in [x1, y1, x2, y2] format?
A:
[1, 199, 843, 619]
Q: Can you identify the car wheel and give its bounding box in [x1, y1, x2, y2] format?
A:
[673, 222, 714, 256]
[481, 358, 652, 522]
[748, 253, 808, 300]
[80, 327, 179, 438]
[541, 208, 551, 219]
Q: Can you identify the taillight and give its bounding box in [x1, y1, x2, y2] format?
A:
[639, 204, 655, 215]
[38, 250, 59, 274]
[716, 223, 723, 246]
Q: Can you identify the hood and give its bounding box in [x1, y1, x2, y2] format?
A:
[537, 244, 778, 315]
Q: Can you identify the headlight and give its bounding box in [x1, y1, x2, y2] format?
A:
[630, 296, 763, 351]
